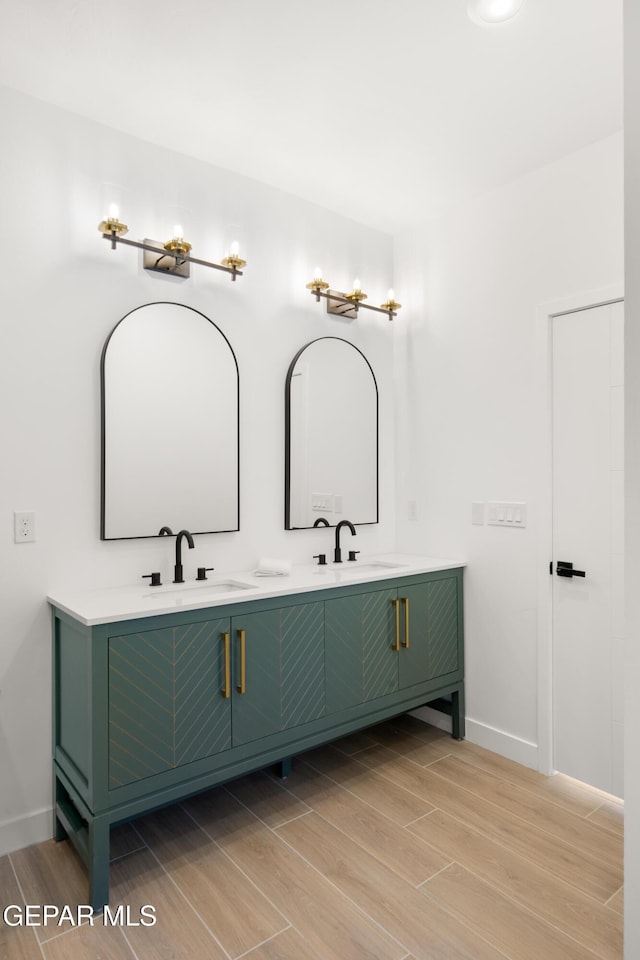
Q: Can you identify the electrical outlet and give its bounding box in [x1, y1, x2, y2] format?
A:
[14, 511, 36, 543]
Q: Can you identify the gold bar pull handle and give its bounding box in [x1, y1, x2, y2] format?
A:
[221, 632, 231, 698]
[237, 629, 246, 694]
[401, 597, 410, 648]
[391, 599, 400, 651]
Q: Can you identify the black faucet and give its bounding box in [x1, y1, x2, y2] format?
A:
[173, 529, 195, 583]
[158, 526, 174, 536]
[334, 520, 356, 563]
[313, 517, 330, 527]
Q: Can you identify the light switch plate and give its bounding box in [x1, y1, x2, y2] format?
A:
[488, 501, 527, 527]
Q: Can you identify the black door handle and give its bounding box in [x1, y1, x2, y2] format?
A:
[556, 561, 586, 579]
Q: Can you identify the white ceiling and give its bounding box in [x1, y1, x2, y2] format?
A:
[0, 0, 622, 233]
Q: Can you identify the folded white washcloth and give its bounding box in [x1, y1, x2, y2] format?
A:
[255, 557, 292, 577]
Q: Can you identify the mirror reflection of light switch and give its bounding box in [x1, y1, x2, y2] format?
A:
[472, 502, 486, 525]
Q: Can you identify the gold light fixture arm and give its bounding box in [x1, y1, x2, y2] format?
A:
[308, 286, 400, 320]
[306, 275, 401, 320]
[306, 279, 330, 300]
[381, 296, 402, 313]
[98, 226, 245, 280]
[221, 252, 247, 271]
[163, 237, 192, 257]
[98, 218, 129, 250]
[345, 286, 368, 304]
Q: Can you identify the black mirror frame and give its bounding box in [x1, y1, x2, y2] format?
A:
[284, 336, 379, 530]
[100, 301, 240, 540]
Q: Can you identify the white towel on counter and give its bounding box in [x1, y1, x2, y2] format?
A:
[255, 557, 292, 576]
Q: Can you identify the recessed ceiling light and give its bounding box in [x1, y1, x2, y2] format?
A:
[467, 0, 525, 24]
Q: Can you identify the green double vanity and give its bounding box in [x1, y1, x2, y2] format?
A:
[49, 555, 464, 909]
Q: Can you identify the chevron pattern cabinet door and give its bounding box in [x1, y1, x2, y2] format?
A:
[325, 590, 398, 712]
[231, 603, 325, 744]
[108, 618, 231, 789]
[397, 582, 430, 689]
[231, 610, 282, 747]
[362, 588, 398, 702]
[427, 578, 459, 679]
[325, 595, 366, 713]
[280, 602, 325, 729]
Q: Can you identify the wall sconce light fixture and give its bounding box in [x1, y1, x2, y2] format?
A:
[97, 206, 246, 281]
[306, 268, 401, 320]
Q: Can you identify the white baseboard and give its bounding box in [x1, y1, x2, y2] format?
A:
[464, 718, 538, 770]
[0, 807, 53, 858]
[409, 707, 539, 771]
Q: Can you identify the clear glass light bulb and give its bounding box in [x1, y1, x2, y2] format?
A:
[353, 277, 361, 291]
[387, 288, 395, 301]
[173, 224, 184, 239]
[108, 202, 120, 220]
[230, 240, 240, 257]
[313, 266, 323, 281]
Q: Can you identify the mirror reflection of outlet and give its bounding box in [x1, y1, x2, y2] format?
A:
[408, 500, 418, 521]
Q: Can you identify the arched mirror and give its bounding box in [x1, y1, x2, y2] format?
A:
[285, 337, 378, 529]
[101, 302, 239, 539]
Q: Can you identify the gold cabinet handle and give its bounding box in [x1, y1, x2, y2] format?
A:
[221, 632, 231, 698]
[237, 628, 246, 694]
[401, 597, 410, 648]
[391, 599, 400, 651]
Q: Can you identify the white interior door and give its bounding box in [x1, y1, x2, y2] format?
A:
[552, 301, 624, 796]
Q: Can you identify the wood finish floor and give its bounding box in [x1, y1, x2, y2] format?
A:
[1, 715, 624, 959]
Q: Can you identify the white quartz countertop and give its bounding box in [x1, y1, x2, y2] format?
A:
[47, 554, 466, 626]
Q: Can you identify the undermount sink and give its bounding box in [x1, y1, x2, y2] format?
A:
[336, 560, 407, 575]
[145, 579, 252, 600]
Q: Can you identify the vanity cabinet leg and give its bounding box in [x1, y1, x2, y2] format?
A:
[88, 815, 111, 913]
[451, 686, 465, 740]
[54, 815, 68, 842]
[276, 758, 292, 780]
[54, 775, 71, 841]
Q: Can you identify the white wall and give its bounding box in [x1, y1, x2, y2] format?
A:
[624, 0, 640, 952]
[0, 85, 396, 854]
[394, 133, 624, 765]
